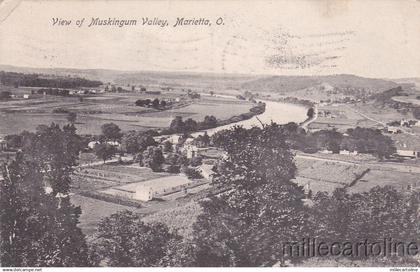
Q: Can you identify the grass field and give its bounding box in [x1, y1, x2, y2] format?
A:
[71, 194, 138, 236]
[0, 89, 254, 136]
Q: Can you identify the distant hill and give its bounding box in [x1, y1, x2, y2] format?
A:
[391, 78, 420, 89]
[241, 74, 399, 94]
[0, 64, 403, 95]
[0, 64, 259, 89]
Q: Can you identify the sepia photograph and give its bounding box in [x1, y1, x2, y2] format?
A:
[0, 0, 419, 270]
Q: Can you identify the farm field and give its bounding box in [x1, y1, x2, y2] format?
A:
[0, 88, 254, 136]
[294, 153, 420, 195]
[392, 95, 420, 106]
[308, 103, 381, 131]
[72, 163, 169, 192]
[142, 200, 202, 239]
[71, 194, 138, 236]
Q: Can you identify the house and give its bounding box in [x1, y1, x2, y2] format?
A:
[396, 150, 418, 158]
[198, 164, 215, 181]
[185, 144, 199, 159]
[88, 141, 100, 149]
[339, 150, 358, 156]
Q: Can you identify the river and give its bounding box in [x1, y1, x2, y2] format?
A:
[190, 99, 308, 138]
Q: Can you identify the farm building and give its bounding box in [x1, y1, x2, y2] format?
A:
[392, 134, 420, 158]
[100, 175, 199, 201]
[385, 126, 402, 134]
[339, 150, 358, 156]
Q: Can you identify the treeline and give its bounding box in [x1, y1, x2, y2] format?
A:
[372, 86, 420, 119]
[135, 98, 170, 110]
[191, 124, 419, 266]
[258, 123, 395, 159]
[0, 71, 102, 88]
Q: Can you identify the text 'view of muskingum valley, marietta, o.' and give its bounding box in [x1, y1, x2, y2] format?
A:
[52, 17, 222, 28]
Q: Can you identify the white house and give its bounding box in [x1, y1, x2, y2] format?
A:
[185, 144, 199, 159]
[386, 126, 402, 134]
[198, 164, 215, 180]
[88, 141, 100, 149]
[396, 150, 418, 158]
[106, 141, 121, 148]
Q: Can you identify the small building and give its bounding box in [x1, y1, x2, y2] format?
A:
[392, 134, 420, 159]
[88, 141, 100, 149]
[396, 150, 418, 158]
[386, 126, 402, 134]
[198, 164, 215, 181]
[339, 150, 358, 156]
[106, 141, 121, 148]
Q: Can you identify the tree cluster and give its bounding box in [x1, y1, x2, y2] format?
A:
[211, 123, 396, 160]
[168, 115, 217, 134]
[135, 98, 169, 109]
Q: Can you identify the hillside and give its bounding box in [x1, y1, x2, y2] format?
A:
[0, 65, 402, 96]
[241, 74, 399, 94]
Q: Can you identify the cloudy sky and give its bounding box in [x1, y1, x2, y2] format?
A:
[0, 0, 419, 78]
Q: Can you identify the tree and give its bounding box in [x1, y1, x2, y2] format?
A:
[311, 186, 419, 261]
[121, 131, 157, 154]
[101, 123, 122, 141]
[0, 91, 11, 100]
[184, 118, 198, 132]
[94, 143, 116, 163]
[182, 166, 203, 179]
[22, 123, 81, 195]
[141, 146, 164, 172]
[346, 127, 396, 159]
[192, 124, 309, 266]
[312, 129, 343, 153]
[413, 107, 420, 120]
[163, 141, 173, 153]
[170, 116, 185, 133]
[194, 132, 210, 147]
[89, 210, 183, 266]
[67, 112, 77, 124]
[1, 131, 89, 266]
[306, 107, 314, 119]
[4, 134, 22, 150]
[152, 98, 160, 109]
[201, 115, 217, 129]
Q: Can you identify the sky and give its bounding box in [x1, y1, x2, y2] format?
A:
[0, 0, 419, 78]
